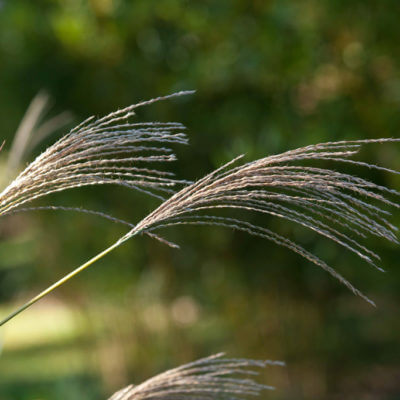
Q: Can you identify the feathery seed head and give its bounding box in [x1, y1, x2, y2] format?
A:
[0, 91, 193, 217]
[129, 139, 400, 305]
[108, 353, 283, 400]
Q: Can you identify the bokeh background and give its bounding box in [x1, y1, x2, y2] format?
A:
[0, 1, 400, 399]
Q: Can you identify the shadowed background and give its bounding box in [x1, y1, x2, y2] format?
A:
[0, 1, 400, 399]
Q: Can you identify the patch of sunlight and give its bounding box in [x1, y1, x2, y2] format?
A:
[0, 300, 97, 382]
[0, 342, 96, 381]
[0, 299, 81, 351]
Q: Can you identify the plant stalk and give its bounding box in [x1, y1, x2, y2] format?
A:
[0, 232, 134, 326]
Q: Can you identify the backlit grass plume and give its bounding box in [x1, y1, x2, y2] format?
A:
[129, 138, 400, 305]
[0, 91, 193, 217]
[1, 102, 399, 325]
[107, 353, 283, 400]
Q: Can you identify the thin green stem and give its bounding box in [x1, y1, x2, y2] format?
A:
[0, 231, 135, 326]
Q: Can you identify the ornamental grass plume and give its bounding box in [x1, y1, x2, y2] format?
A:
[1, 94, 399, 325]
[0, 91, 193, 217]
[107, 353, 284, 400]
[128, 138, 400, 305]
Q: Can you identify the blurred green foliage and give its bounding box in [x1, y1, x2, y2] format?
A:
[0, 1, 400, 399]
